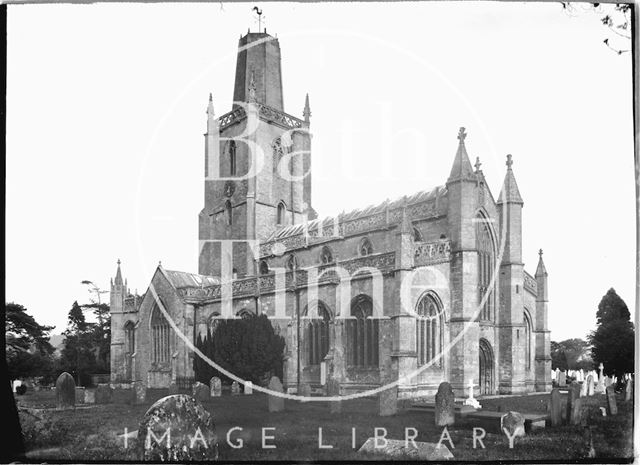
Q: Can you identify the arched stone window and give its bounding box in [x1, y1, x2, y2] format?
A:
[413, 227, 423, 242]
[416, 292, 443, 367]
[476, 213, 495, 321]
[229, 140, 236, 176]
[225, 200, 232, 226]
[124, 321, 136, 355]
[208, 312, 221, 333]
[259, 260, 270, 275]
[151, 304, 171, 364]
[347, 295, 379, 367]
[277, 201, 286, 225]
[320, 246, 334, 264]
[359, 237, 373, 256]
[524, 310, 532, 371]
[306, 302, 331, 365]
[286, 254, 298, 271]
[237, 308, 253, 319]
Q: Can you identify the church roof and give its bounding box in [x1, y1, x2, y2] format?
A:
[265, 185, 446, 243]
[162, 269, 220, 289]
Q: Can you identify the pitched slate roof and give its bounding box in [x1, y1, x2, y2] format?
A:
[162, 269, 220, 289]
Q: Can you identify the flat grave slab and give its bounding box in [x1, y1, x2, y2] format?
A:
[408, 402, 477, 417]
[465, 410, 549, 433]
[358, 437, 454, 460]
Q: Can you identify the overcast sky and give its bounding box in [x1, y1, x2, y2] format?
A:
[6, 2, 634, 343]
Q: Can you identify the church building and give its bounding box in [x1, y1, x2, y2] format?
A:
[110, 30, 552, 397]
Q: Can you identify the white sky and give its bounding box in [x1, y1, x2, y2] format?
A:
[6, 2, 635, 342]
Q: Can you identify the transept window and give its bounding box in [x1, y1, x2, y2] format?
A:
[151, 304, 171, 364]
[476, 213, 495, 321]
[416, 293, 443, 367]
[347, 295, 379, 367]
[524, 310, 532, 371]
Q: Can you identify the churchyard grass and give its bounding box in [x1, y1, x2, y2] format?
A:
[16, 389, 633, 461]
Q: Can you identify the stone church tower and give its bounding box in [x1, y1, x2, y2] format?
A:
[198, 32, 314, 279]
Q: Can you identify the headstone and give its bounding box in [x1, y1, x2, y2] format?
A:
[210, 377, 221, 397]
[501, 411, 525, 439]
[192, 382, 209, 402]
[133, 381, 147, 405]
[298, 383, 311, 398]
[358, 438, 454, 460]
[75, 386, 86, 403]
[604, 376, 613, 387]
[379, 385, 397, 417]
[85, 389, 95, 404]
[558, 371, 567, 387]
[580, 369, 585, 382]
[625, 378, 632, 401]
[580, 378, 588, 397]
[566, 383, 581, 422]
[137, 394, 218, 460]
[434, 382, 455, 426]
[586, 375, 595, 396]
[231, 381, 240, 396]
[463, 380, 481, 409]
[606, 386, 618, 415]
[327, 378, 342, 414]
[267, 376, 285, 412]
[95, 383, 113, 404]
[244, 381, 253, 395]
[55, 372, 76, 409]
[550, 388, 562, 426]
[569, 397, 583, 425]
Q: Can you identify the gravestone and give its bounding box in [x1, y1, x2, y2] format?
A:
[379, 385, 397, 417]
[192, 382, 209, 402]
[625, 379, 632, 401]
[501, 411, 525, 439]
[569, 397, 583, 425]
[55, 372, 75, 409]
[137, 394, 218, 460]
[580, 379, 588, 397]
[244, 381, 253, 395]
[587, 375, 595, 396]
[75, 387, 86, 404]
[268, 376, 285, 412]
[298, 383, 311, 398]
[327, 378, 342, 414]
[358, 438, 454, 460]
[231, 381, 240, 396]
[558, 371, 567, 387]
[604, 376, 613, 388]
[210, 377, 221, 397]
[85, 389, 95, 404]
[434, 382, 455, 426]
[95, 383, 113, 404]
[550, 388, 562, 426]
[133, 381, 147, 405]
[606, 386, 618, 415]
[566, 383, 581, 422]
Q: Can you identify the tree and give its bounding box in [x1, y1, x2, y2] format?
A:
[551, 341, 569, 371]
[5, 303, 56, 381]
[194, 315, 286, 386]
[588, 288, 634, 378]
[551, 338, 594, 371]
[83, 303, 111, 373]
[59, 301, 97, 386]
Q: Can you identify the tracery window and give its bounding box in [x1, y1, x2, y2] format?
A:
[259, 260, 270, 275]
[151, 304, 171, 364]
[277, 201, 286, 225]
[359, 237, 373, 256]
[476, 213, 495, 321]
[416, 293, 443, 367]
[229, 140, 236, 176]
[524, 310, 532, 371]
[124, 321, 135, 355]
[320, 246, 334, 264]
[286, 254, 298, 271]
[413, 227, 423, 242]
[307, 302, 331, 365]
[347, 295, 379, 367]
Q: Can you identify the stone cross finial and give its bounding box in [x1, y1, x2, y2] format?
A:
[457, 127, 467, 142]
[599, 363, 604, 371]
[117, 259, 121, 266]
[539, 249, 543, 258]
[474, 157, 482, 172]
[506, 154, 513, 168]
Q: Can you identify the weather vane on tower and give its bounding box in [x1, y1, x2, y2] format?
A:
[252, 6, 265, 33]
